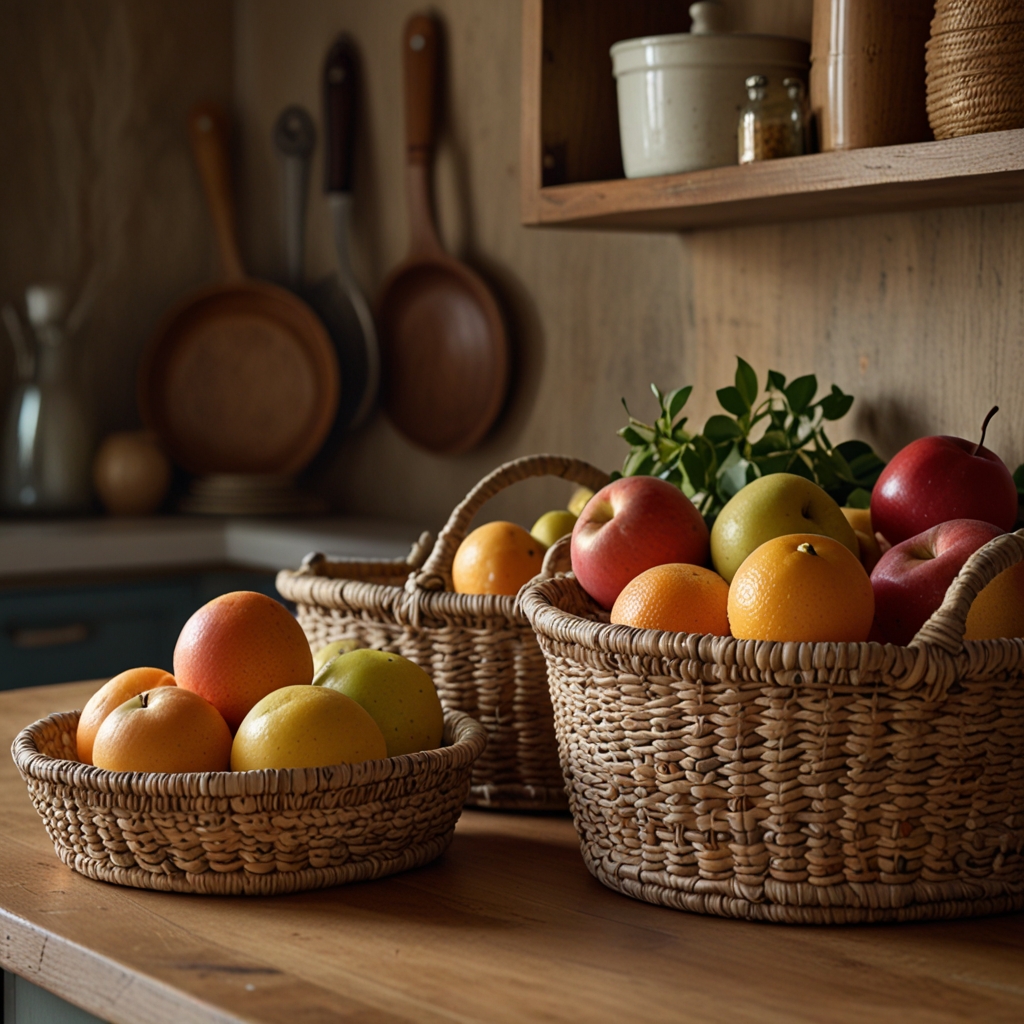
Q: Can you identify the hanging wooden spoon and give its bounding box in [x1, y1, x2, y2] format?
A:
[377, 13, 508, 454]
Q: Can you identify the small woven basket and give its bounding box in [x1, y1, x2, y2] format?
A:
[13, 709, 486, 895]
[926, 0, 1024, 138]
[521, 532, 1024, 924]
[276, 454, 610, 811]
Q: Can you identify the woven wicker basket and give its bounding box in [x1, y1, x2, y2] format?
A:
[521, 532, 1024, 924]
[926, 0, 1024, 138]
[13, 709, 486, 895]
[276, 454, 610, 811]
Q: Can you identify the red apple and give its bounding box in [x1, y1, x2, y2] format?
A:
[570, 476, 709, 609]
[869, 519, 1004, 645]
[871, 409, 1017, 546]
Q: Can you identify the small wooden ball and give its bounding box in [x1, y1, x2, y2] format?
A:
[93, 431, 172, 516]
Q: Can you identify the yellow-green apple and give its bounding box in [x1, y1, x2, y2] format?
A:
[869, 519, 1004, 646]
[91, 686, 232, 773]
[312, 638, 363, 674]
[531, 510, 577, 549]
[711, 473, 858, 583]
[571, 476, 709, 609]
[871, 410, 1018, 546]
[314, 648, 443, 757]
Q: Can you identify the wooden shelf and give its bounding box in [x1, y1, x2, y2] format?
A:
[520, 0, 1024, 232]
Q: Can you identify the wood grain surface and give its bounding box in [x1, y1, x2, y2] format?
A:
[2, 681, 1023, 1024]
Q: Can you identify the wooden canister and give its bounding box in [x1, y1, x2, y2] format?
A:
[810, 0, 935, 150]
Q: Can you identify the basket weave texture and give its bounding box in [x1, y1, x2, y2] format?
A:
[521, 532, 1024, 924]
[277, 454, 610, 810]
[13, 709, 486, 895]
[926, 0, 1024, 138]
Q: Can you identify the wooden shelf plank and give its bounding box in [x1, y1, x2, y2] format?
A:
[523, 129, 1024, 231]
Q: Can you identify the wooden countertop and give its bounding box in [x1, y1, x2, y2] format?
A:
[2, 682, 1023, 1024]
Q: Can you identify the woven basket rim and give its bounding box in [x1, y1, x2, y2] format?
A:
[521, 530, 1024, 685]
[12, 708, 488, 799]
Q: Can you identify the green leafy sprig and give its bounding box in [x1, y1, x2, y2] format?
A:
[613, 358, 886, 523]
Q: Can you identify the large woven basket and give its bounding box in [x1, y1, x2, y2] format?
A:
[13, 709, 486, 895]
[277, 454, 610, 810]
[521, 531, 1024, 924]
[926, 0, 1024, 138]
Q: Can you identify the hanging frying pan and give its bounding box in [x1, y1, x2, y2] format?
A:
[139, 103, 339, 476]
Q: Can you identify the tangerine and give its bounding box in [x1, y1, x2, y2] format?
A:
[451, 521, 546, 596]
[964, 560, 1024, 640]
[77, 666, 176, 765]
[174, 591, 313, 731]
[610, 563, 730, 636]
[728, 533, 874, 642]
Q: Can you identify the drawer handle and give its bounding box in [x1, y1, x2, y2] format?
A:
[10, 623, 90, 649]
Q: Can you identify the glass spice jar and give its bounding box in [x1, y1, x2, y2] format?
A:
[738, 75, 805, 163]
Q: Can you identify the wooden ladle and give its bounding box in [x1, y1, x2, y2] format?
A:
[377, 14, 509, 454]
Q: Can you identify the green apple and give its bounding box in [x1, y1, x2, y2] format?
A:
[530, 509, 577, 549]
[312, 638, 363, 674]
[313, 649, 444, 757]
[711, 473, 859, 583]
[567, 487, 594, 517]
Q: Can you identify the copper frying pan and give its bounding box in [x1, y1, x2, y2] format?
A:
[377, 14, 508, 455]
[139, 104, 340, 477]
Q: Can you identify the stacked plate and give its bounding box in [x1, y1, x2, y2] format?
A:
[179, 474, 326, 517]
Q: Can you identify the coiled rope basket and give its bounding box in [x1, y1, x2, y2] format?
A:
[926, 0, 1024, 138]
[13, 710, 486, 895]
[277, 454, 610, 810]
[521, 531, 1024, 924]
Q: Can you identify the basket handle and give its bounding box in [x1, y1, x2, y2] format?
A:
[910, 529, 1024, 654]
[412, 454, 609, 591]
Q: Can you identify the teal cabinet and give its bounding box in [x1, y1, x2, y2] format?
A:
[0, 571, 279, 690]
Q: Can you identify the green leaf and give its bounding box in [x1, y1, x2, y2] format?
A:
[818, 386, 854, 421]
[680, 447, 708, 492]
[666, 386, 692, 421]
[718, 457, 752, 499]
[623, 449, 656, 477]
[735, 358, 759, 407]
[650, 382, 664, 406]
[787, 452, 816, 481]
[618, 425, 654, 446]
[785, 375, 817, 415]
[749, 429, 791, 457]
[767, 369, 787, 391]
[845, 487, 872, 509]
[1013, 464, 1024, 494]
[717, 386, 748, 416]
[835, 439, 875, 461]
[703, 415, 743, 443]
[609, 470, 622, 482]
[752, 452, 793, 476]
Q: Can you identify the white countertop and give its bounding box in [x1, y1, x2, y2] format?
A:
[0, 516, 424, 580]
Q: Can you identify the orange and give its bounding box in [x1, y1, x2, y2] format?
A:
[964, 560, 1024, 640]
[76, 666, 175, 765]
[451, 521, 546, 596]
[728, 533, 874, 642]
[92, 686, 232, 773]
[174, 591, 314, 731]
[842, 507, 883, 572]
[610, 563, 730, 636]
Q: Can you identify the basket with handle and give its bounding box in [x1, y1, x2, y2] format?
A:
[276, 454, 610, 810]
[13, 709, 486, 895]
[520, 531, 1024, 923]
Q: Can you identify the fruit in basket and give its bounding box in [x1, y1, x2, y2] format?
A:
[91, 686, 232, 773]
[870, 408, 1018, 546]
[231, 684, 387, 771]
[610, 563, 730, 636]
[870, 519, 1006, 646]
[312, 638, 363, 674]
[530, 509, 577, 549]
[711, 474, 859, 584]
[452, 521, 546, 596]
[313, 649, 444, 757]
[174, 591, 313, 731]
[964, 556, 1024, 640]
[76, 666, 175, 765]
[728, 533, 874, 642]
[842, 506, 884, 572]
[571, 476, 709, 610]
[567, 486, 594, 517]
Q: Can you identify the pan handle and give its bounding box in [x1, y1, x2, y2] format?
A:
[189, 103, 246, 283]
[324, 36, 358, 194]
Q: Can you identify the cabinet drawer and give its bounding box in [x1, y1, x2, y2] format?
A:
[0, 571, 278, 691]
